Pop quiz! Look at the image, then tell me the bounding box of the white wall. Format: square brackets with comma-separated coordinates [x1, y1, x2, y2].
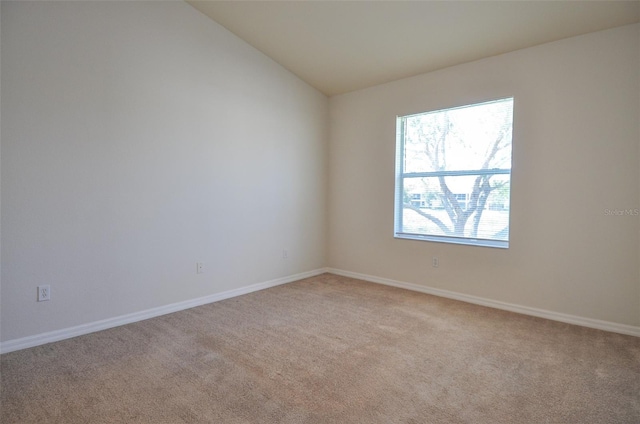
[1, 1, 328, 342]
[328, 24, 640, 327]
[2, 2, 638, 348]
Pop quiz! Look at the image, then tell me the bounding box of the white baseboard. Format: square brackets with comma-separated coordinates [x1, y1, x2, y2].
[326, 268, 640, 338]
[0, 268, 326, 354]
[3, 267, 636, 354]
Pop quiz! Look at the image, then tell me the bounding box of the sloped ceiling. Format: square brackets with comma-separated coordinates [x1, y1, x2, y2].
[187, 1, 640, 96]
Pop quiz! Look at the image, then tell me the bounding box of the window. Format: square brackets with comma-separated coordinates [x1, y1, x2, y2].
[394, 97, 514, 248]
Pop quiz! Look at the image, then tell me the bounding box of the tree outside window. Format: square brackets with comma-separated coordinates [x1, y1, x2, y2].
[394, 97, 514, 248]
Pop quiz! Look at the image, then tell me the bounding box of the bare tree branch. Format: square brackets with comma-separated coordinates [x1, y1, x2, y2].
[471, 177, 494, 237]
[403, 203, 453, 236]
[481, 127, 509, 170]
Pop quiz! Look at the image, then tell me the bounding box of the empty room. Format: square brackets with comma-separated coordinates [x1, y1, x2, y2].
[1, 1, 639, 423]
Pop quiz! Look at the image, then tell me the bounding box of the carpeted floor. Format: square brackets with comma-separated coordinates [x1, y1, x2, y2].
[1, 273, 639, 423]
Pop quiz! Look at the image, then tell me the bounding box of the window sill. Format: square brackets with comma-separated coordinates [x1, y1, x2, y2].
[394, 232, 509, 249]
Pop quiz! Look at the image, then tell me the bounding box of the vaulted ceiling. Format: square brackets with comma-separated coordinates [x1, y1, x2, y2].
[187, 1, 640, 96]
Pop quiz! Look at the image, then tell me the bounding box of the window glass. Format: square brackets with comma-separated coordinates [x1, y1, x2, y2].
[394, 98, 514, 248]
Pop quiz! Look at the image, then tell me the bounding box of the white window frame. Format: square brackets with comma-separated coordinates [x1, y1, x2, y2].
[394, 98, 513, 249]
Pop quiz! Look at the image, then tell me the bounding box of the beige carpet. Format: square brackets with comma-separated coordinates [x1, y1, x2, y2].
[1, 273, 639, 423]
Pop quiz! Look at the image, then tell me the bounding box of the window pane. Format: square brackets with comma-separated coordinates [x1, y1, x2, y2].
[403, 98, 513, 173]
[401, 175, 510, 241]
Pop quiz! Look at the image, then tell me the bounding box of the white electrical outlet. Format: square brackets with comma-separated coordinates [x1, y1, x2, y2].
[196, 262, 204, 274]
[37, 285, 51, 302]
[432, 257, 439, 268]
